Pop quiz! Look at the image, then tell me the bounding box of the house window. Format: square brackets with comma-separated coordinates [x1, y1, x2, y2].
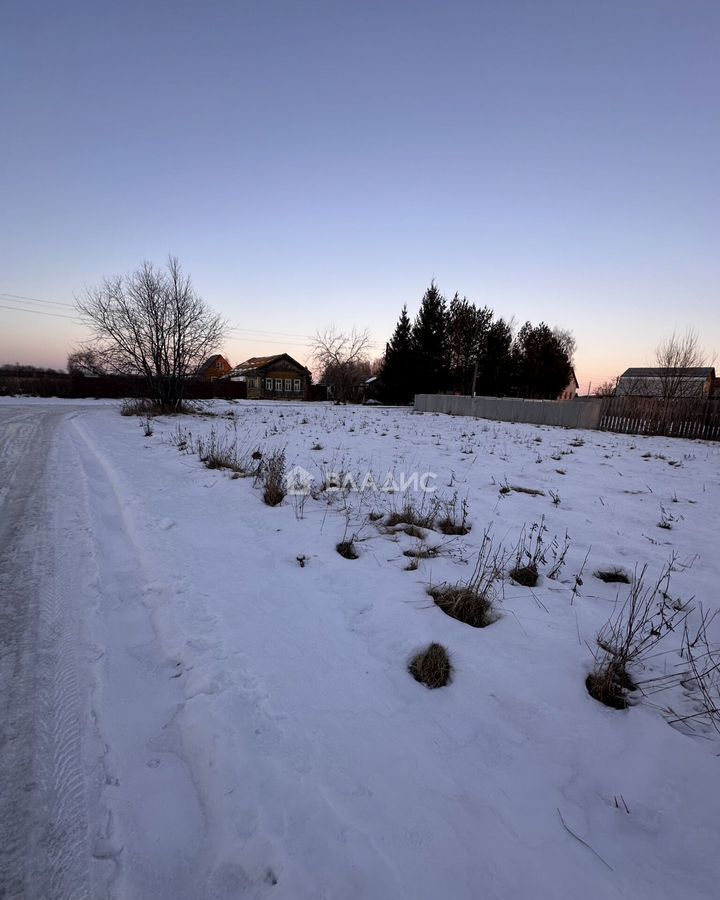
[275, 378, 283, 391]
[284, 378, 292, 391]
[266, 378, 273, 391]
[294, 379, 301, 392]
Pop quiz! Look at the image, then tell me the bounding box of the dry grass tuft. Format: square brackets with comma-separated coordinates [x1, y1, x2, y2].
[594, 568, 631, 584]
[428, 528, 504, 627]
[585, 669, 635, 710]
[403, 544, 440, 560]
[436, 493, 471, 535]
[437, 517, 470, 536]
[408, 643, 453, 689]
[509, 563, 539, 587]
[500, 484, 545, 497]
[385, 495, 441, 530]
[429, 585, 496, 628]
[336, 540, 359, 560]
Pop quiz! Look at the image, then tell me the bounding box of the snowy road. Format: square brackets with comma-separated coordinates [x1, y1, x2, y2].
[0, 404, 92, 899]
[0, 404, 206, 899]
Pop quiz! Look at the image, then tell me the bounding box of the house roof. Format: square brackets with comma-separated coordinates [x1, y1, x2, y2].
[620, 367, 715, 379]
[226, 353, 310, 377]
[569, 367, 579, 388]
[234, 355, 285, 371]
[195, 354, 229, 376]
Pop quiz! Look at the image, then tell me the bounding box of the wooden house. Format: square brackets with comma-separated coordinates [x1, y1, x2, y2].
[225, 354, 311, 400]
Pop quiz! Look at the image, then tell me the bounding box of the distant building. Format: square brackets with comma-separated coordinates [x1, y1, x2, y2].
[616, 367, 716, 398]
[225, 354, 311, 400]
[557, 368, 579, 401]
[195, 354, 233, 381]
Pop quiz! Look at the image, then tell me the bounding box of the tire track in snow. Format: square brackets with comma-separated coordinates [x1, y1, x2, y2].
[0, 406, 91, 900]
[67, 417, 207, 899]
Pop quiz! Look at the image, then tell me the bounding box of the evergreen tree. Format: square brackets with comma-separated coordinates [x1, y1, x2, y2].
[447, 297, 494, 394]
[381, 305, 415, 403]
[447, 294, 474, 393]
[475, 316, 513, 396]
[511, 321, 572, 398]
[412, 282, 449, 394]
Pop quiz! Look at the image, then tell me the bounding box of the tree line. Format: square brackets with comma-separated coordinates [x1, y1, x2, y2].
[380, 282, 574, 403]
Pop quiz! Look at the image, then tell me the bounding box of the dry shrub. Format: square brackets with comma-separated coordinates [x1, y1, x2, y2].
[120, 397, 159, 416]
[262, 449, 287, 506]
[195, 426, 252, 474]
[121, 397, 197, 416]
[508, 519, 547, 587]
[408, 643, 453, 689]
[587, 559, 692, 710]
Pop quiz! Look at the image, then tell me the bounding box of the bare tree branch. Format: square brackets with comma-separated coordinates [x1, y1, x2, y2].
[654, 328, 711, 400]
[310, 325, 372, 402]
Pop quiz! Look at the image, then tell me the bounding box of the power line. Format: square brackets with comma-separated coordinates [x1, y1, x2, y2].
[0, 291, 313, 341]
[0, 303, 84, 322]
[0, 301, 312, 342]
[227, 337, 310, 349]
[228, 331, 310, 344]
[227, 325, 311, 339]
[0, 291, 76, 309]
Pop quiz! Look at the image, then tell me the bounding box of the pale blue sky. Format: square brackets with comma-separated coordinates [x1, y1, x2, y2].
[1, 0, 718, 390]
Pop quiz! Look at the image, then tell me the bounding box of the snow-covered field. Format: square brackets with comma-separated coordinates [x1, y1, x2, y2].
[2, 397, 720, 900]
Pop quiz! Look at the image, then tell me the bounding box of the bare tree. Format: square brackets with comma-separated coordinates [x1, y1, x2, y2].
[552, 327, 577, 364]
[654, 328, 710, 400]
[76, 256, 227, 412]
[311, 326, 372, 402]
[67, 348, 103, 375]
[594, 376, 619, 397]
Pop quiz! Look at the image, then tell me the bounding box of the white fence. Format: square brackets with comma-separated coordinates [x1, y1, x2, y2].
[413, 394, 604, 430]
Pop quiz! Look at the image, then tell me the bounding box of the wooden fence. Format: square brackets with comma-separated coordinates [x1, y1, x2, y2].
[0, 373, 247, 401]
[599, 396, 720, 441]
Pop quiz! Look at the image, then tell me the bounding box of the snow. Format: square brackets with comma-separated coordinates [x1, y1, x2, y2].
[2, 397, 720, 899]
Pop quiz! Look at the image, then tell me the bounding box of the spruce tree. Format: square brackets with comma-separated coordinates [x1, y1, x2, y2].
[511, 322, 572, 398]
[476, 317, 513, 396]
[412, 282, 449, 394]
[381, 305, 415, 403]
